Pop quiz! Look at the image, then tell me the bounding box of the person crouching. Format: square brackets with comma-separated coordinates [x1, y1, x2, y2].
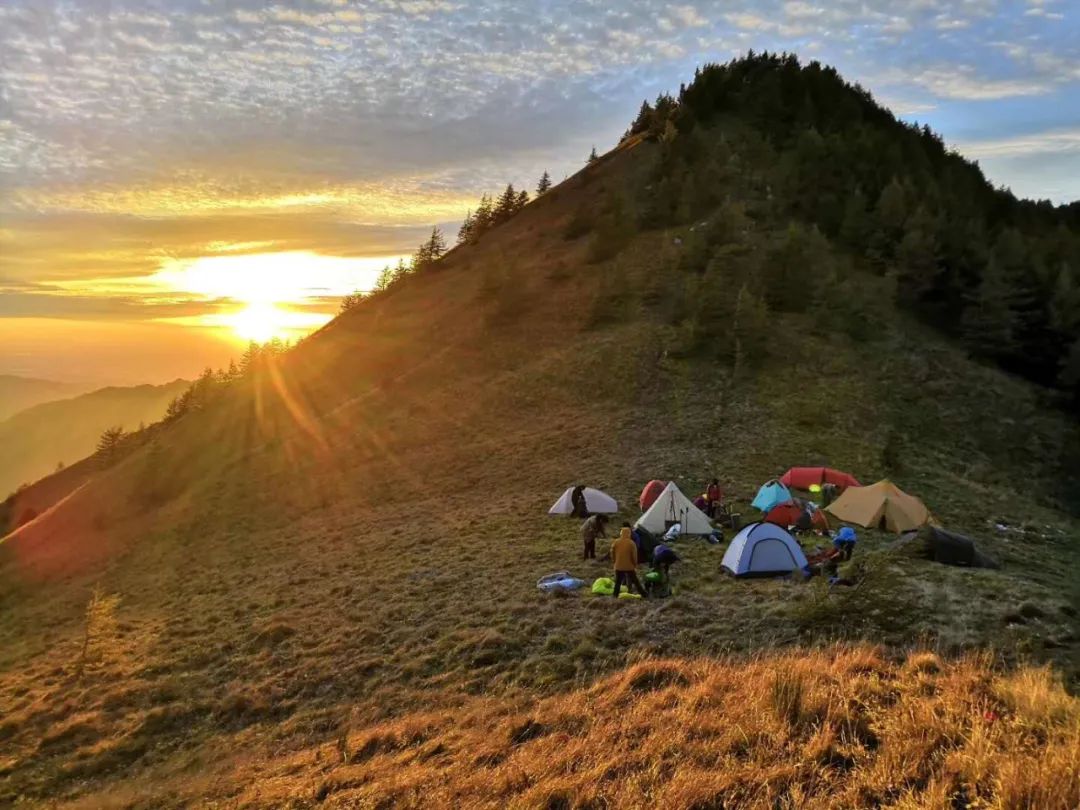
[611, 526, 644, 597]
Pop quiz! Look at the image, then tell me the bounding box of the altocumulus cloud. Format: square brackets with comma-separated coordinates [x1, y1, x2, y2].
[0, 0, 1078, 322]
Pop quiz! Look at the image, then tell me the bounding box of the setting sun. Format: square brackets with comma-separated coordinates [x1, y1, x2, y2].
[228, 303, 294, 343]
[140, 250, 407, 345]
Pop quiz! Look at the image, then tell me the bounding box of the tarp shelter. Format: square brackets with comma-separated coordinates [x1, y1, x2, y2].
[635, 482, 713, 535]
[764, 501, 829, 532]
[780, 467, 860, 491]
[548, 487, 618, 516]
[826, 479, 930, 533]
[639, 480, 667, 512]
[752, 480, 792, 513]
[722, 522, 809, 577]
[921, 526, 999, 569]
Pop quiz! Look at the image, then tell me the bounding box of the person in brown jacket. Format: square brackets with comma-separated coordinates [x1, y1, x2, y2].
[581, 514, 608, 560]
[610, 526, 644, 597]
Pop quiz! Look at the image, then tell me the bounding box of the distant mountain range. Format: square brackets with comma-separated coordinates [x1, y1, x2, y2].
[0, 375, 97, 422]
[0, 379, 189, 497]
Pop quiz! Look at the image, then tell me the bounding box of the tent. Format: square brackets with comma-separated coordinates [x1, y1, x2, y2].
[548, 487, 618, 516]
[826, 479, 930, 533]
[780, 467, 860, 491]
[752, 480, 792, 512]
[635, 481, 713, 535]
[921, 526, 999, 569]
[639, 479, 667, 512]
[722, 522, 809, 577]
[764, 500, 829, 532]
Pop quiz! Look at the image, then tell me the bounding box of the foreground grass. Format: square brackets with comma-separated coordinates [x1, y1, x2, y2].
[70, 645, 1080, 808]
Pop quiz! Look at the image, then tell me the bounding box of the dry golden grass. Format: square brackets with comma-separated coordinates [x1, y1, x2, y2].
[206, 645, 1080, 809]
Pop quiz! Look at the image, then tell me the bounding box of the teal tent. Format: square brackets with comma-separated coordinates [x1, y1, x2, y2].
[752, 480, 792, 513]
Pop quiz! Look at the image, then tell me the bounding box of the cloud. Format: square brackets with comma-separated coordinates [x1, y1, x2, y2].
[907, 67, 1052, 99]
[1, 0, 1078, 338]
[958, 127, 1080, 159]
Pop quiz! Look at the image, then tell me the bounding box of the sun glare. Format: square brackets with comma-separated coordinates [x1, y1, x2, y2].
[229, 303, 292, 343]
[147, 250, 407, 343]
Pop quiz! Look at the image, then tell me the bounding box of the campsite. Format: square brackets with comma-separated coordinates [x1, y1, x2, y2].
[545, 470, 1008, 613]
[2, 48, 1079, 808]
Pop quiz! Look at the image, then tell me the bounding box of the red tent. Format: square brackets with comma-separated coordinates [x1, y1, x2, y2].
[779, 467, 860, 491]
[764, 501, 830, 532]
[639, 480, 666, 512]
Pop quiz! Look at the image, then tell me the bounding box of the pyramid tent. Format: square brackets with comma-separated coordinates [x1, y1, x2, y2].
[752, 480, 792, 512]
[548, 487, 618, 516]
[721, 522, 808, 577]
[635, 481, 713, 535]
[826, 479, 930, 533]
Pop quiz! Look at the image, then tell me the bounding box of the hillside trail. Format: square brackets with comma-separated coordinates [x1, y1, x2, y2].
[0, 482, 89, 546]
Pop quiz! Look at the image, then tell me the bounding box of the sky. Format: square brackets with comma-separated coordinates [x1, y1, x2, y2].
[1, 0, 1078, 385]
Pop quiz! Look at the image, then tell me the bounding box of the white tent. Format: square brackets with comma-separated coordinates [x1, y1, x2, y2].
[548, 486, 618, 515]
[634, 481, 713, 535]
[721, 522, 808, 577]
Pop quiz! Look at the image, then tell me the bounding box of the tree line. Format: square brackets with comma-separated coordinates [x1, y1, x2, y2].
[340, 172, 553, 313]
[619, 52, 1080, 400]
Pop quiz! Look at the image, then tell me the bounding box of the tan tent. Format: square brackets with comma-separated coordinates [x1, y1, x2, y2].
[825, 479, 931, 533]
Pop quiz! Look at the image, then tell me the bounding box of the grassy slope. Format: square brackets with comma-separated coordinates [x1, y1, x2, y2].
[0, 380, 190, 498]
[0, 138, 1078, 807]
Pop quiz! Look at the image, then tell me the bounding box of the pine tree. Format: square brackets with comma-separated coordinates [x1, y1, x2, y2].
[413, 226, 446, 271]
[428, 226, 446, 260]
[457, 210, 474, 245]
[962, 253, 1016, 360]
[239, 341, 261, 376]
[895, 206, 941, 304]
[839, 189, 872, 249]
[494, 184, 517, 223]
[371, 265, 395, 294]
[339, 290, 364, 311]
[474, 194, 493, 234]
[514, 189, 529, 212]
[731, 284, 770, 374]
[630, 99, 654, 135]
[95, 426, 125, 466]
[587, 146, 599, 164]
[870, 177, 908, 261]
[536, 171, 551, 195]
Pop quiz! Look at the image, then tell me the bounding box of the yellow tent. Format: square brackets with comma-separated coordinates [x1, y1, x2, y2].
[824, 479, 931, 533]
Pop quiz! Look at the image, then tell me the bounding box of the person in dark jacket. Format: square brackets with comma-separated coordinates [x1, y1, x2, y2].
[570, 485, 589, 518]
[651, 543, 680, 577]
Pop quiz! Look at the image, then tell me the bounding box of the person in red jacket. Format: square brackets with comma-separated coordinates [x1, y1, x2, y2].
[706, 478, 723, 518]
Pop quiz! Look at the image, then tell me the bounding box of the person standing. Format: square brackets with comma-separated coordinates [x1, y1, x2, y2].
[706, 478, 723, 518]
[581, 514, 608, 560]
[570, 485, 589, 518]
[610, 526, 644, 597]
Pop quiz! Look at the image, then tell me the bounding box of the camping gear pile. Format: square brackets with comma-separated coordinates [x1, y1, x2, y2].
[537, 572, 586, 592]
